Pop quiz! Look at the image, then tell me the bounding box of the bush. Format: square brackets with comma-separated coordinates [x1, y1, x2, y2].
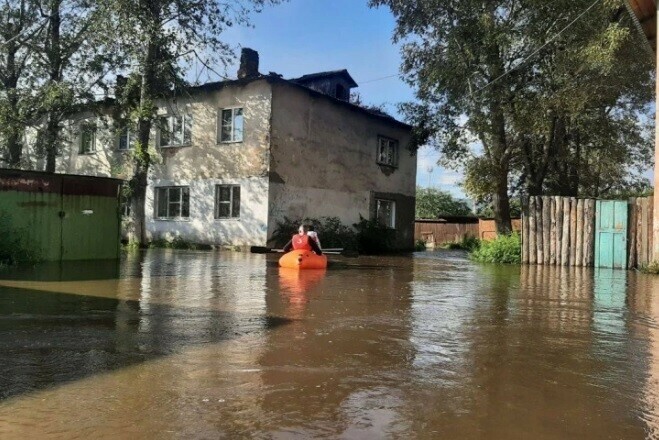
[353, 215, 396, 254]
[271, 215, 396, 254]
[271, 216, 358, 250]
[415, 239, 427, 251]
[469, 233, 521, 264]
[440, 235, 480, 251]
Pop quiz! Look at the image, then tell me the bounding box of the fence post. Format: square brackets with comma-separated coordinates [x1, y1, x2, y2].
[575, 199, 584, 267]
[522, 197, 529, 265]
[536, 196, 544, 265]
[561, 198, 570, 266]
[584, 199, 595, 267]
[555, 196, 563, 265]
[529, 197, 537, 265]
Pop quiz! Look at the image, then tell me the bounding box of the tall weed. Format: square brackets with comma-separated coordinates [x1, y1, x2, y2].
[470, 233, 521, 264]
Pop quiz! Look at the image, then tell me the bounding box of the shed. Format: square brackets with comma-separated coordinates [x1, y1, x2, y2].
[0, 169, 122, 261]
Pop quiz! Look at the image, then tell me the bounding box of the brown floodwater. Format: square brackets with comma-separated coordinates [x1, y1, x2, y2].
[0, 249, 658, 439]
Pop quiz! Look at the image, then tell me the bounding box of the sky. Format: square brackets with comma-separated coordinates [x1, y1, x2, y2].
[199, 0, 464, 198]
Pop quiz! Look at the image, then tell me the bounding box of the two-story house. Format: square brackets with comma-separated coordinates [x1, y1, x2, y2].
[38, 49, 416, 250]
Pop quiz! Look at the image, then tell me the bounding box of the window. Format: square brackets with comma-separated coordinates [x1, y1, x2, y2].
[155, 186, 190, 219]
[218, 108, 243, 143]
[118, 127, 135, 151]
[79, 124, 96, 154]
[160, 114, 192, 147]
[376, 199, 396, 228]
[215, 185, 240, 218]
[377, 136, 398, 167]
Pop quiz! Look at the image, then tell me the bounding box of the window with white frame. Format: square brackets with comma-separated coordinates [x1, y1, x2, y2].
[79, 124, 96, 154]
[218, 108, 243, 143]
[159, 114, 192, 147]
[215, 185, 240, 218]
[118, 126, 135, 151]
[375, 199, 396, 228]
[155, 186, 190, 219]
[376, 136, 398, 167]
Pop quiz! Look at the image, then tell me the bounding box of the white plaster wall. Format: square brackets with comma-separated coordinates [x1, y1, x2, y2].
[145, 176, 269, 246]
[48, 79, 273, 246]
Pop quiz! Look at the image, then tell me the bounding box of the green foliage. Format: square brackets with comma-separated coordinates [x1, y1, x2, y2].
[441, 235, 480, 251]
[0, 212, 40, 266]
[149, 237, 201, 250]
[353, 215, 396, 254]
[415, 187, 473, 218]
[372, 0, 654, 231]
[470, 233, 521, 264]
[272, 216, 358, 250]
[272, 215, 397, 254]
[477, 198, 522, 218]
[121, 240, 141, 252]
[414, 239, 427, 251]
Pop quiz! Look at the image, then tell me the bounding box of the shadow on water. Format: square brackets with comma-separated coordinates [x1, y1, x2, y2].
[0, 259, 121, 282]
[0, 251, 293, 401]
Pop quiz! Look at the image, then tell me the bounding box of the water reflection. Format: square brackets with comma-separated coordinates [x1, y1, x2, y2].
[0, 251, 659, 438]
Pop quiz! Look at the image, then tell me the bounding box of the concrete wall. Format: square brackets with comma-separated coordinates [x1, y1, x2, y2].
[268, 81, 416, 249]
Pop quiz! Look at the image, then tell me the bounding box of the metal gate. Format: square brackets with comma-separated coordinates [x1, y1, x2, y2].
[595, 200, 628, 269]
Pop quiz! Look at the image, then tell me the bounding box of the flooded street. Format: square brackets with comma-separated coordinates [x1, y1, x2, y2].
[0, 250, 658, 439]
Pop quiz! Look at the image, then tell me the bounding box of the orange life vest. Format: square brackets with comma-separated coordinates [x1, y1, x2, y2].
[292, 234, 313, 251]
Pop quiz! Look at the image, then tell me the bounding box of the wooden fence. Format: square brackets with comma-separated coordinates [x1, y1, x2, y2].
[522, 195, 653, 268]
[414, 219, 479, 245]
[522, 196, 596, 267]
[628, 197, 654, 269]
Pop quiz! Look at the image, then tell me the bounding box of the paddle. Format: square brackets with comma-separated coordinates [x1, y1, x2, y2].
[249, 246, 359, 258]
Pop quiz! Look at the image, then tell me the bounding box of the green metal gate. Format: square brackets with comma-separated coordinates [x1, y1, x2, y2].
[0, 169, 122, 261]
[595, 200, 627, 269]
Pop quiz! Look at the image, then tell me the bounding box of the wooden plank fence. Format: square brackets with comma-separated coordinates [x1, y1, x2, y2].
[522, 196, 595, 267]
[628, 196, 654, 268]
[522, 195, 653, 268]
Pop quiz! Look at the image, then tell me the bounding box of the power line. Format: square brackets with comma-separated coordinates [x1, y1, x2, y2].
[357, 0, 603, 93]
[358, 73, 399, 85]
[473, 0, 603, 95]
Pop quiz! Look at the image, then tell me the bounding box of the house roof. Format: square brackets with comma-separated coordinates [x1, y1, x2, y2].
[625, 0, 656, 55]
[290, 69, 358, 88]
[186, 74, 411, 130]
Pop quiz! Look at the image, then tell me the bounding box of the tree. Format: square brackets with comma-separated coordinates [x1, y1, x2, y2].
[34, 0, 117, 172]
[113, 0, 283, 245]
[415, 187, 473, 218]
[371, 0, 653, 233]
[0, 0, 41, 166]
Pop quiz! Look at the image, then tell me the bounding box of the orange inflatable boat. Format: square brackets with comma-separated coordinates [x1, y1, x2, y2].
[278, 249, 328, 269]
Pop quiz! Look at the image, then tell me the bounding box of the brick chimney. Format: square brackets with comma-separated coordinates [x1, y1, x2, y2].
[237, 48, 259, 79]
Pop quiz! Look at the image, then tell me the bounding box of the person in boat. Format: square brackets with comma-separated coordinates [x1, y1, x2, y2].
[307, 225, 322, 250]
[283, 224, 323, 255]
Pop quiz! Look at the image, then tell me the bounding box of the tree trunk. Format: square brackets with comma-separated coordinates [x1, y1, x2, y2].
[492, 171, 512, 234]
[44, 0, 62, 173]
[128, 37, 158, 246]
[45, 113, 58, 172]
